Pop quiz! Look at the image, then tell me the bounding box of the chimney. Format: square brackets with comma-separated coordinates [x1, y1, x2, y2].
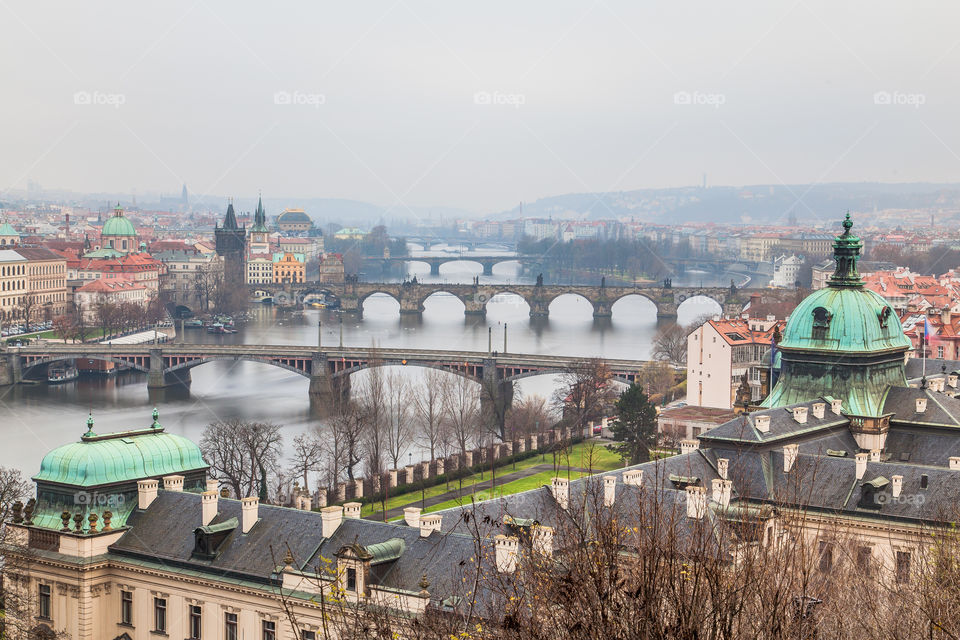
[206, 478, 219, 493]
[622, 469, 644, 486]
[712, 478, 733, 507]
[916, 397, 927, 413]
[321, 506, 343, 538]
[532, 525, 553, 557]
[830, 398, 843, 415]
[137, 479, 159, 510]
[241, 497, 259, 534]
[717, 458, 729, 480]
[921, 473, 929, 489]
[494, 535, 519, 573]
[403, 507, 422, 529]
[680, 439, 700, 455]
[419, 514, 442, 537]
[792, 407, 808, 424]
[855, 452, 868, 480]
[201, 490, 218, 526]
[551, 477, 570, 510]
[162, 475, 184, 492]
[603, 475, 617, 507]
[869, 449, 881, 462]
[754, 415, 770, 433]
[686, 485, 707, 519]
[812, 403, 825, 419]
[942, 307, 951, 325]
[343, 502, 361, 519]
[950, 457, 960, 471]
[783, 443, 799, 473]
[891, 475, 903, 498]
[949, 374, 958, 389]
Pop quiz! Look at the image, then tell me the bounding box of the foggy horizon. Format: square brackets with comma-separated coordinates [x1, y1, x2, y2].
[3, 1, 959, 213]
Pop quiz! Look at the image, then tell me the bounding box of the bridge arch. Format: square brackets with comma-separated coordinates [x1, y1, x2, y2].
[163, 355, 312, 378]
[676, 294, 724, 322]
[330, 359, 483, 383]
[418, 290, 468, 312]
[436, 259, 485, 275]
[545, 292, 596, 319]
[21, 354, 150, 374]
[358, 290, 402, 311]
[481, 290, 532, 315]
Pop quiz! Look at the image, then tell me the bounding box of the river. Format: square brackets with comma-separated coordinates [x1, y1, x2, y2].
[0, 245, 746, 476]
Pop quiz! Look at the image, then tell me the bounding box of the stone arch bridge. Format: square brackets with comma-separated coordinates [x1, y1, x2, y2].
[256, 281, 754, 319]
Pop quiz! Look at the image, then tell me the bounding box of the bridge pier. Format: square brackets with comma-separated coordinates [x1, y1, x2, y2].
[463, 295, 486, 316]
[482, 262, 494, 276]
[148, 349, 191, 389]
[592, 300, 612, 319]
[399, 297, 424, 315]
[340, 296, 362, 316]
[528, 298, 549, 318]
[0, 354, 20, 386]
[480, 358, 514, 440]
[309, 354, 351, 414]
[656, 303, 678, 321]
[429, 261, 441, 276]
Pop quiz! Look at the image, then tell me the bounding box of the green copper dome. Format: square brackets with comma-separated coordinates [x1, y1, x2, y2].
[779, 286, 911, 353]
[34, 415, 208, 488]
[761, 213, 911, 417]
[101, 206, 138, 237]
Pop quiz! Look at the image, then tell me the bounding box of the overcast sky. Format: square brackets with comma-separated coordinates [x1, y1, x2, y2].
[1, 1, 958, 213]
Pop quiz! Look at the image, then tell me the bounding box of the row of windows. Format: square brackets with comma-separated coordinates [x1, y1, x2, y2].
[817, 542, 911, 584]
[144, 594, 294, 639]
[29, 264, 64, 275]
[1, 264, 24, 276]
[1, 279, 24, 291]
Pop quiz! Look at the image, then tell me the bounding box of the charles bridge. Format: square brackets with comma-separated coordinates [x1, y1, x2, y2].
[0, 344, 657, 423]
[255, 279, 757, 319]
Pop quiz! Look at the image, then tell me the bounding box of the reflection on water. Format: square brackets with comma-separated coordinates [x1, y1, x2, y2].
[0, 260, 737, 475]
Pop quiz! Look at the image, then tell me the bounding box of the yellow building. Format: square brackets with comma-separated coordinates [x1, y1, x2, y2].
[272, 251, 305, 284]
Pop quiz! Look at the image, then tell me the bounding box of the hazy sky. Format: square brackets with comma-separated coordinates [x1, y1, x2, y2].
[2, 1, 959, 213]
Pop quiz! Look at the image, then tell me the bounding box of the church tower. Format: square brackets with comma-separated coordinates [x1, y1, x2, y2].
[215, 200, 247, 279]
[248, 195, 271, 254]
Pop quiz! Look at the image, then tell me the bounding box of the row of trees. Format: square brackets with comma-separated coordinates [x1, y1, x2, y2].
[518, 235, 704, 281]
[50, 295, 166, 343]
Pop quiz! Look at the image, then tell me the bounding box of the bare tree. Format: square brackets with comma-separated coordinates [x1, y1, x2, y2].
[360, 359, 387, 478]
[329, 397, 365, 482]
[200, 419, 283, 499]
[414, 368, 448, 460]
[384, 368, 412, 470]
[650, 322, 688, 366]
[443, 374, 480, 456]
[552, 358, 618, 434]
[290, 432, 324, 492]
[504, 393, 553, 440]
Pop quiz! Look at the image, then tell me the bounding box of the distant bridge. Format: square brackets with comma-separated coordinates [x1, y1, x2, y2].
[367, 254, 537, 276]
[252, 281, 755, 319]
[3, 344, 657, 420]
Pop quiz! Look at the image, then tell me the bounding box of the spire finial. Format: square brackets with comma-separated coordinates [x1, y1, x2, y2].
[842, 211, 853, 234]
[151, 407, 162, 430]
[83, 412, 97, 438]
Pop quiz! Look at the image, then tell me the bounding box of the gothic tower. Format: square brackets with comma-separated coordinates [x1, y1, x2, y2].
[215, 201, 247, 279]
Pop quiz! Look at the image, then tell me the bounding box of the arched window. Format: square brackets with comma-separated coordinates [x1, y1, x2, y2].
[812, 306, 831, 340]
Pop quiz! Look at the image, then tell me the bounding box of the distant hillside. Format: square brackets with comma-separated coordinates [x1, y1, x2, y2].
[493, 183, 960, 225]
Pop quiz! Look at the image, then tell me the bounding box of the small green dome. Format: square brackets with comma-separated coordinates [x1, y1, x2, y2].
[34, 427, 208, 488]
[780, 286, 911, 353]
[102, 212, 138, 237]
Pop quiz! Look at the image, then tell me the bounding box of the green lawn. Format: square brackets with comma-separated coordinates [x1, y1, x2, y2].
[363, 439, 627, 518]
[417, 469, 592, 516]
